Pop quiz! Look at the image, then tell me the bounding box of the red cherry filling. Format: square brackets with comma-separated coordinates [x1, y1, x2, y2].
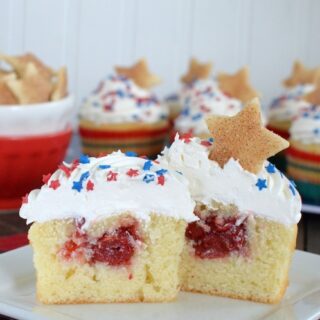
[60, 220, 141, 266]
[186, 213, 248, 259]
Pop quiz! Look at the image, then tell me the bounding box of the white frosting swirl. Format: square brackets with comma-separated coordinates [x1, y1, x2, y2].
[175, 79, 242, 135]
[290, 106, 320, 144]
[80, 75, 168, 124]
[268, 84, 314, 122]
[19, 152, 196, 227]
[158, 136, 301, 225]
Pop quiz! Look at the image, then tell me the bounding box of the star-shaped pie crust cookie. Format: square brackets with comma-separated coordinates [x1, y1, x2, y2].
[206, 98, 289, 174]
[217, 67, 259, 103]
[304, 79, 320, 105]
[283, 61, 320, 88]
[115, 59, 161, 89]
[180, 58, 212, 84]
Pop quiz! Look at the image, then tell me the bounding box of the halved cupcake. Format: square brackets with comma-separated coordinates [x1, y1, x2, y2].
[159, 99, 301, 303]
[20, 152, 195, 304]
[79, 59, 169, 158]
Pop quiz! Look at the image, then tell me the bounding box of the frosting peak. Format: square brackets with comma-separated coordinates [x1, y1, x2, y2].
[20, 152, 196, 227]
[158, 136, 301, 225]
[80, 75, 168, 124]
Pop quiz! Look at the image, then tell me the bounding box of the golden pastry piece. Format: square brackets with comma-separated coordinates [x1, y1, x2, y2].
[304, 79, 320, 105]
[51, 67, 68, 101]
[0, 53, 54, 80]
[0, 82, 18, 105]
[180, 58, 212, 84]
[207, 98, 289, 174]
[115, 58, 161, 89]
[283, 61, 320, 88]
[6, 63, 53, 104]
[217, 67, 259, 103]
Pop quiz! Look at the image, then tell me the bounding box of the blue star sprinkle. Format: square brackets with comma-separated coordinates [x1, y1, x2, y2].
[255, 178, 267, 191]
[192, 113, 203, 121]
[181, 108, 190, 116]
[125, 151, 138, 157]
[72, 171, 89, 192]
[143, 174, 155, 183]
[156, 169, 168, 176]
[265, 163, 276, 174]
[79, 154, 90, 164]
[143, 160, 153, 171]
[208, 137, 214, 143]
[98, 164, 111, 170]
[314, 128, 320, 135]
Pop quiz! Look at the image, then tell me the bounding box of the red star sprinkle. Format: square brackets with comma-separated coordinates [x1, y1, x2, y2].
[158, 175, 165, 186]
[42, 173, 52, 184]
[107, 171, 118, 182]
[49, 179, 61, 190]
[180, 133, 193, 143]
[22, 193, 29, 204]
[86, 180, 94, 191]
[126, 169, 139, 177]
[200, 105, 211, 113]
[200, 140, 212, 147]
[59, 164, 72, 177]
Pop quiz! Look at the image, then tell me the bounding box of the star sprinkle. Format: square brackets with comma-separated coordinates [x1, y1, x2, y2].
[283, 61, 320, 87]
[304, 80, 320, 105]
[265, 163, 276, 174]
[156, 169, 168, 176]
[107, 171, 118, 181]
[127, 168, 139, 177]
[49, 179, 60, 190]
[115, 59, 161, 89]
[181, 58, 212, 84]
[143, 160, 153, 171]
[79, 154, 90, 164]
[42, 173, 51, 184]
[86, 180, 94, 191]
[157, 175, 165, 186]
[99, 164, 111, 170]
[22, 193, 29, 204]
[143, 174, 155, 183]
[217, 67, 259, 103]
[180, 133, 193, 143]
[72, 171, 90, 192]
[255, 178, 267, 191]
[125, 151, 138, 157]
[207, 98, 289, 174]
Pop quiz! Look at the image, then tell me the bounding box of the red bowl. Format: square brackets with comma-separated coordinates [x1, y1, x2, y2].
[0, 128, 72, 210]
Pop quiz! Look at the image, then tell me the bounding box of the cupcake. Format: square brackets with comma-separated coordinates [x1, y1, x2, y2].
[0, 53, 73, 210]
[79, 59, 169, 158]
[267, 61, 320, 171]
[159, 99, 301, 304]
[164, 58, 212, 125]
[20, 152, 196, 304]
[287, 89, 320, 204]
[173, 66, 258, 139]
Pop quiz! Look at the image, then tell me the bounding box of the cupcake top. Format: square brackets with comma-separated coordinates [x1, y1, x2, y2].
[159, 100, 301, 225]
[20, 152, 196, 228]
[80, 75, 168, 124]
[175, 79, 242, 135]
[159, 135, 301, 225]
[290, 105, 320, 144]
[268, 84, 313, 123]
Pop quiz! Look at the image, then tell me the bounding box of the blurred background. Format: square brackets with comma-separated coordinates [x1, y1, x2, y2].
[1, 0, 320, 107]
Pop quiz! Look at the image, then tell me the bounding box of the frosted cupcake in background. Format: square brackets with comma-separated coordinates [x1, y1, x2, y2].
[79, 59, 169, 158]
[287, 84, 320, 205]
[164, 58, 212, 124]
[173, 66, 259, 139]
[267, 61, 320, 171]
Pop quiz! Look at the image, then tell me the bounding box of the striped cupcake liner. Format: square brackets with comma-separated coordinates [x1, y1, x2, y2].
[79, 123, 169, 158]
[287, 146, 320, 204]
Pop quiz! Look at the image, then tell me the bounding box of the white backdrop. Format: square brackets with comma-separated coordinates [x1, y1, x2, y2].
[0, 0, 320, 108]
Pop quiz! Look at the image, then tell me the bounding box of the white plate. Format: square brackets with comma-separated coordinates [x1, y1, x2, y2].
[0, 246, 320, 320]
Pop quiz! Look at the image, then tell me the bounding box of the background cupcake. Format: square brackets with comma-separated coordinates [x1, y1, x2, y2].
[173, 66, 258, 139]
[267, 61, 320, 171]
[0, 53, 73, 210]
[287, 86, 320, 205]
[164, 58, 212, 125]
[79, 59, 169, 158]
